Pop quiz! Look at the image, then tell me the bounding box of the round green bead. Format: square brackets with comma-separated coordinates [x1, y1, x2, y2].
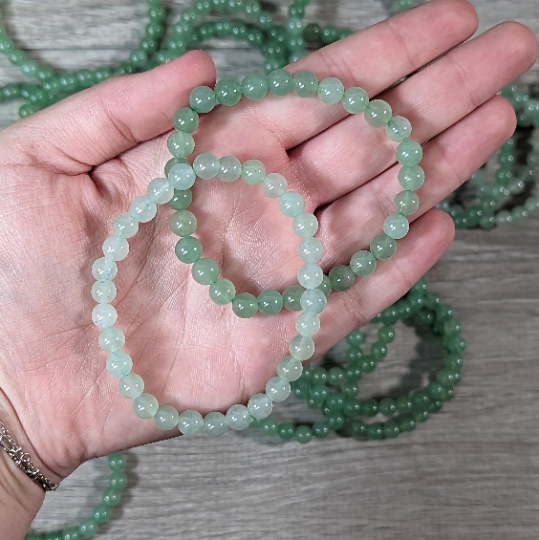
[193, 152, 220, 180]
[378, 397, 397, 416]
[278, 422, 296, 440]
[295, 311, 320, 337]
[79, 518, 97, 538]
[106, 352, 133, 378]
[318, 274, 332, 297]
[386, 116, 412, 142]
[396, 140, 423, 167]
[293, 70, 318, 97]
[298, 237, 324, 263]
[283, 285, 304, 311]
[172, 107, 199, 133]
[61, 527, 81, 540]
[170, 210, 197, 237]
[175, 236, 202, 264]
[242, 73, 268, 100]
[204, 412, 228, 437]
[350, 250, 376, 276]
[342, 86, 369, 114]
[215, 77, 242, 106]
[102, 487, 121, 507]
[241, 159, 266, 185]
[364, 99, 392, 127]
[118, 374, 144, 399]
[209, 278, 236, 305]
[383, 420, 401, 439]
[218, 155, 242, 182]
[292, 212, 318, 237]
[370, 234, 397, 260]
[154, 405, 179, 430]
[257, 289, 283, 315]
[294, 425, 313, 444]
[383, 213, 409, 240]
[191, 258, 219, 285]
[394, 190, 420, 216]
[398, 165, 425, 191]
[317, 77, 344, 105]
[168, 188, 193, 211]
[232, 292, 258, 318]
[44, 533, 63, 540]
[178, 409, 204, 435]
[328, 265, 355, 291]
[312, 420, 331, 439]
[93, 503, 111, 524]
[189, 85, 215, 113]
[107, 453, 126, 471]
[248, 393, 273, 419]
[280, 191, 305, 217]
[168, 162, 196, 190]
[267, 69, 293, 96]
[167, 131, 195, 159]
[133, 393, 159, 419]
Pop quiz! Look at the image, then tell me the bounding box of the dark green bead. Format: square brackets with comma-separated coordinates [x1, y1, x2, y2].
[344, 362, 362, 383]
[437, 368, 460, 388]
[321, 24, 339, 44]
[348, 419, 367, 438]
[295, 425, 313, 444]
[342, 397, 362, 417]
[312, 420, 331, 439]
[260, 418, 278, 435]
[398, 414, 416, 433]
[325, 392, 344, 412]
[328, 265, 355, 292]
[341, 381, 359, 398]
[359, 356, 377, 373]
[370, 341, 388, 360]
[427, 399, 443, 413]
[249, 418, 263, 428]
[378, 397, 396, 416]
[93, 503, 111, 524]
[175, 236, 203, 264]
[345, 329, 364, 347]
[326, 412, 345, 430]
[427, 382, 450, 402]
[310, 367, 327, 384]
[327, 367, 345, 386]
[108, 453, 126, 471]
[383, 420, 401, 439]
[24, 534, 44, 540]
[168, 188, 192, 211]
[361, 399, 379, 417]
[380, 307, 399, 326]
[396, 396, 413, 414]
[346, 346, 363, 362]
[413, 410, 429, 424]
[303, 22, 321, 43]
[411, 390, 431, 410]
[366, 422, 384, 440]
[283, 285, 304, 311]
[44, 533, 63, 540]
[446, 335, 467, 354]
[444, 353, 463, 372]
[377, 325, 395, 343]
[310, 384, 328, 404]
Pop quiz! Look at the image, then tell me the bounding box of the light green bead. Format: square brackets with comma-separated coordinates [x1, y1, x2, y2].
[168, 162, 196, 190]
[318, 274, 332, 297]
[370, 233, 397, 260]
[106, 352, 133, 378]
[167, 131, 195, 158]
[298, 263, 323, 289]
[98, 326, 124, 352]
[280, 191, 305, 217]
[242, 73, 268, 100]
[218, 155, 242, 182]
[215, 77, 242, 106]
[232, 292, 258, 318]
[102, 235, 129, 261]
[300, 288, 326, 314]
[130, 196, 157, 223]
[289, 334, 315, 360]
[257, 289, 283, 315]
[178, 409, 204, 435]
[317, 77, 344, 104]
[226, 404, 251, 431]
[189, 85, 215, 113]
[113, 212, 138, 238]
[350, 250, 376, 276]
[283, 285, 304, 311]
[102, 488, 121, 507]
[165, 158, 187, 178]
[191, 258, 219, 285]
[92, 304, 117, 328]
[92, 257, 117, 281]
[175, 236, 203, 263]
[295, 312, 320, 337]
[267, 69, 293, 96]
[79, 518, 97, 538]
[147, 177, 174, 204]
[173, 107, 199, 133]
[204, 412, 227, 437]
[394, 190, 420, 215]
[398, 165, 425, 191]
[154, 405, 179, 430]
[396, 140, 423, 166]
[241, 159, 266, 185]
[265, 377, 291, 402]
[328, 265, 355, 291]
[92, 503, 111, 524]
[277, 356, 303, 381]
[247, 393, 273, 419]
[118, 374, 144, 399]
[133, 393, 159, 419]
[342, 86, 369, 114]
[170, 210, 197, 237]
[364, 99, 392, 127]
[92, 280, 117, 304]
[262, 173, 288, 198]
[293, 70, 318, 97]
[383, 213, 409, 239]
[298, 237, 323, 263]
[386, 116, 412, 142]
[292, 212, 318, 237]
[62, 527, 81, 540]
[209, 278, 236, 305]
[193, 152, 220, 180]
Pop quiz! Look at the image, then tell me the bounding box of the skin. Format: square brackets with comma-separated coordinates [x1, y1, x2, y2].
[0, 1, 536, 538]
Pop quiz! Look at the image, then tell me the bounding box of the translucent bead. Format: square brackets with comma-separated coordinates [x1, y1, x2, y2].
[215, 77, 242, 106]
[167, 131, 195, 158]
[257, 289, 283, 315]
[92, 257, 118, 281]
[107, 453, 126, 471]
[277, 356, 303, 381]
[289, 335, 315, 360]
[232, 292, 258, 318]
[364, 99, 392, 127]
[175, 236, 203, 263]
[92, 280, 117, 304]
[106, 351, 133, 378]
[394, 190, 420, 215]
[191, 258, 219, 285]
[292, 212, 318, 237]
[283, 285, 304, 311]
[168, 162, 196, 190]
[133, 393, 159, 419]
[328, 265, 355, 291]
[170, 210, 197, 237]
[247, 393, 273, 419]
[262, 173, 288, 198]
[318, 274, 332, 297]
[317, 77, 344, 104]
[241, 159, 266, 185]
[383, 213, 409, 239]
[108, 471, 127, 491]
[342, 86, 369, 114]
[386, 116, 412, 142]
[98, 326, 124, 352]
[300, 288, 327, 314]
[113, 213, 139, 238]
[209, 278, 236, 305]
[267, 69, 293, 96]
[204, 412, 227, 437]
[218, 155, 242, 182]
[280, 191, 305, 217]
[398, 165, 425, 191]
[79, 518, 97, 537]
[193, 152, 220, 180]
[178, 409, 204, 435]
[266, 377, 291, 402]
[129, 197, 157, 223]
[102, 236, 129, 261]
[118, 374, 144, 399]
[172, 107, 199, 133]
[62, 526, 81, 540]
[495, 210, 512, 227]
[189, 85, 215, 113]
[396, 140, 423, 167]
[147, 177, 174, 204]
[350, 250, 376, 276]
[92, 304, 118, 328]
[226, 404, 251, 431]
[298, 263, 323, 289]
[102, 488, 121, 507]
[298, 237, 323, 263]
[295, 311, 320, 336]
[370, 233, 397, 260]
[242, 73, 268, 100]
[154, 405, 179, 430]
[293, 70, 318, 97]
[525, 196, 539, 214]
[169, 189, 193, 211]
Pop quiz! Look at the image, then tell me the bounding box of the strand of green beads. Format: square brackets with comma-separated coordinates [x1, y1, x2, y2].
[24, 453, 128, 540]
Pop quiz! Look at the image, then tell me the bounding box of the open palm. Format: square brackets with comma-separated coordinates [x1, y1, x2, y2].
[0, 0, 535, 483]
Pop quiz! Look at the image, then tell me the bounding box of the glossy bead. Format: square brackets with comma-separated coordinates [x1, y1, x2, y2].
[92, 280, 117, 304]
[398, 165, 425, 191]
[173, 107, 199, 133]
[386, 116, 412, 142]
[108, 471, 127, 491]
[168, 162, 196, 190]
[92, 304, 117, 329]
[226, 404, 251, 430]
[342, 86, 369, 114]
[79, 518, 97, 538]
[218, 155, 242, 182]
[242, 73, 268, 100]
[292, 212, 318, 238]
[289, 335, 315, 360]
[215, 78, 242, 106]
[293, 70, 318, 97]
[102, 488, 121, 507]
[295, 311, 320, 337]
[383, 213, 409, 239]
[98, 327, 124, 353]
[107, 453, 126, 471]
[262, 172, 288, 198]
[113, 212, 139, 238]
[189, 85, 215, 113]
[257, 289, 283, 315]
[191, 258, 219, 285]
[129, 392, 157, 419]
[167, 131, 195, 158]
[193, 152, 220, 180]
[241, 159, 266, 185]
[300, 288, 327, 314]
[364, 99, 392, 127]
[277, 355, 303, 381]
[294, 425, 312, 444]
[317, 77, 344, 104]
[204, 412, 228, 437]
[248, 393, 273, 419]
[298, 237, 324, 263]
[394, 190, 420, 216]
[328, 265, 355, 291]
[178, 409, 204, 435]
[298, 263, 323, 289]
[266, 376, 291, 402]
[232, 292, 258, 318]
[267, 69, 293, 96]
[209, 278, 236, 305]
[118, 374, 144, 400]
[175, 236, 203, 263]
[62, 527, 81, 540]
[278, 422, 296, 440]
[147, 178, 174, 204]
[92, 257, 118, 281]
[396, 140, 423, 167]
[350, 250, 376, 276]
[129, 197, 157, 223]
[370, 233, 397, 260]
[283, 285, 304, 311]
[280, 191, 305, 217]
[102, 235, 129, 261]
[106, 352, 133, 378]
[152, 405, 179, 431]
[170, 210, 197, 237]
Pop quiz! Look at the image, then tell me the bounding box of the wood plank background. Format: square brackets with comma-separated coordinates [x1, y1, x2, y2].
[3, 0, 539, 538]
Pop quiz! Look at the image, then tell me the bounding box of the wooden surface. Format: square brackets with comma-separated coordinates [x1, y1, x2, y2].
[3, 0, 539, 539]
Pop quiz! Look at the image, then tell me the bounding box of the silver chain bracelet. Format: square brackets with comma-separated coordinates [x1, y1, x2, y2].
[0, 419, 59, 492]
